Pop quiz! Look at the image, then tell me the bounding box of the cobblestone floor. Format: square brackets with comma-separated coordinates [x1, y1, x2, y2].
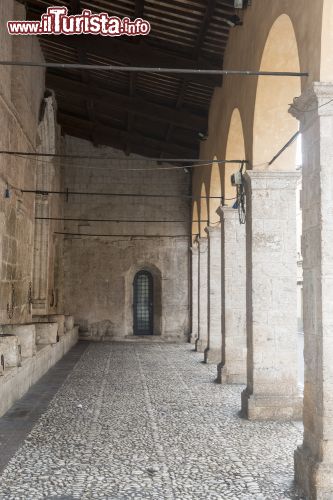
[0, 342, 304, 500]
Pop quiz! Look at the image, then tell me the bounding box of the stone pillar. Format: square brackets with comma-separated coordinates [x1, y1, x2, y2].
[290, 83, 333, 499]
[195, 237, 208, 353]
[216, 207, 246, 384]
[190, 244, 199, 344]
[204, 225, 222, 363]
[241, 170, 302, 420]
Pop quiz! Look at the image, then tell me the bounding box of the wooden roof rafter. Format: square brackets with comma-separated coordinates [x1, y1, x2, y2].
[19, 0, 248, 159]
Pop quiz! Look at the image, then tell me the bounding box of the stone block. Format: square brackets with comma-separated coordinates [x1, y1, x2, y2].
[64, 315, 75, 332]
[0, 334, 22, 368]
[48, 314, 65, 337]
[1, 324, 36, 358]
[35, 323, 58, 345]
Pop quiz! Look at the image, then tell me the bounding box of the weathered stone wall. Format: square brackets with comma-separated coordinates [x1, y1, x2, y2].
[62, 137, 190, 340]
[0, 1, 44, 325]
[0, 1, 64, 325]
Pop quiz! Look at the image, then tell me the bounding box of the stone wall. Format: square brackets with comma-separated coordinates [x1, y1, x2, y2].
[62, 137, 190, 340]
[0, 0, 64, 324]
[0, 1, 44, 325]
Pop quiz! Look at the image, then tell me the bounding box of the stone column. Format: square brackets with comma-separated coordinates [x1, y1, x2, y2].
[204, 225, 222, 363]
[190, 244, 199, 344]
[216, 207, 246, 384]
[241, 170, 302, 420]
[195, 237, 208, 353]
[290, 83, 333, 499]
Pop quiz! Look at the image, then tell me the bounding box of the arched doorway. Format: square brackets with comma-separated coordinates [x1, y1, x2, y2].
[133, 271, 154, 335]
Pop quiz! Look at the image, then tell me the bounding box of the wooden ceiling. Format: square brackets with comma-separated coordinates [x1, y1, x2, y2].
[21, 0, 247, 159]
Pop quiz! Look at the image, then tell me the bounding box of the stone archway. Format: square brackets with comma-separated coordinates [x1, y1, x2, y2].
[253, 14, 301, 171]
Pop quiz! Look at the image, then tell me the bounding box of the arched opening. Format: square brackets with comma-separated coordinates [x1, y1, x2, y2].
[253, 14, 301, 170]
[126, 264, 162, 337]
[200, 183, 208, 236]
[225, 109, 246, 206]
[192, 200, 199, 242]
[133, 271, 154, 335]
[209, 155, 222, 223]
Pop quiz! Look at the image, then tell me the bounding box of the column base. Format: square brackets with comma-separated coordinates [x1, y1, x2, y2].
[204, 348, 221, 364]
[241, 387, 303, 421]
[195, 338, 207, 353]
[295, 445, 333, 500]
[189, 333, 198, 345]
[216, 362, 246, 384]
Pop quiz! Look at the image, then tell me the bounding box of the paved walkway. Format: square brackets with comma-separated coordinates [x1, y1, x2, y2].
[0, 342, 304, 500]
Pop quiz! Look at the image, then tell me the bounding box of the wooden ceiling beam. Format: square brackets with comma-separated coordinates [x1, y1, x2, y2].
[35, 34, 222, 86]
[46, 73, 207, 131]
[135, 0, 145, 18]
[59, 112, 197, 157]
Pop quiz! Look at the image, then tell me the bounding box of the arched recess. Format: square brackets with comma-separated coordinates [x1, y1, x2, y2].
[125, 263, 162, 337]
[199, 183, 208, 237]
[209, 155, 222, 223]
[225, 109, 246, 206]
[192, 200, 199, 242]
[253, 14, 301, 170]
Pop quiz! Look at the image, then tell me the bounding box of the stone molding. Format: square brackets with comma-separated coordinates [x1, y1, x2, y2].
[289, 82, 333, 120]
[204, 224, 221, 237]
[244, 170, 300, 191]
[217, 206, 239, 221]
[197, 237, 208, 249]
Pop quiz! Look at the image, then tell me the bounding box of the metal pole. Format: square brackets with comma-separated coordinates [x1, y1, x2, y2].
[268, 131, 300, 166]
[22, 189, 223, 199]
[0, 150, 245, 164]
[36, 217, 208, 223]
[0, 61, 309, 77]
